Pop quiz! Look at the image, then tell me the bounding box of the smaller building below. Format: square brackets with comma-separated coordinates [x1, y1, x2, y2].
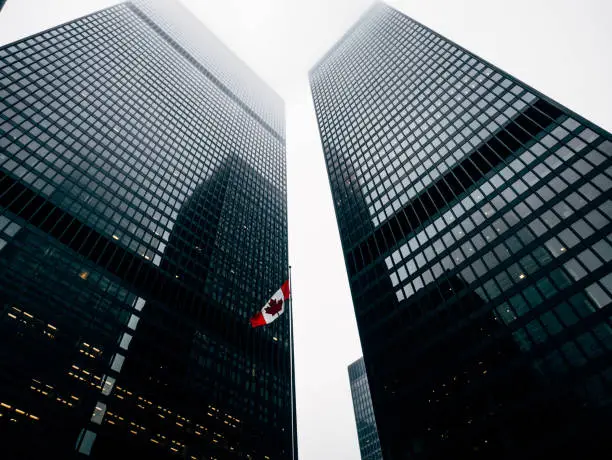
[348, 357, 383, 460]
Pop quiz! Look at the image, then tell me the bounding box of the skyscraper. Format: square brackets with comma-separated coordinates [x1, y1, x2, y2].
[311, 3, 612, 459]
[348, 358, 382, 460]
[0, 1, 293, 459]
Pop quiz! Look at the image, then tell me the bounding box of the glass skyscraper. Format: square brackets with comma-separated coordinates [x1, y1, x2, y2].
[348, 357, 383, 460]
[311, 3, 612, 459]
[0, 1, 293, 459]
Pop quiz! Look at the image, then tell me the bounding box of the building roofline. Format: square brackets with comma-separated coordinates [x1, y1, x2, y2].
[309, 0, 381, 76]
[0, 1, 285, 142]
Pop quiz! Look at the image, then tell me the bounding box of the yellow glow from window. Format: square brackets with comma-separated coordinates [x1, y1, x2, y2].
[15, 409, 25, 415]
[79, 271, 89, 280]
[112, 235, 120, 240]
[23, 311, 33, 319]
[47, 324, 57, 330]
[519, 273, 526, 279]
[29, 414, 39, 421]
[7, 313, 17, 319]
[0, 403, 11, 409]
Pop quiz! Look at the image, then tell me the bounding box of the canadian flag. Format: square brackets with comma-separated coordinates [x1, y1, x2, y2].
[250, 280, 290, 328]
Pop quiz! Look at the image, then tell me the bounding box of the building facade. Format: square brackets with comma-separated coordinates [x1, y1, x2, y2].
[311, 3, 612, 459]
[0, 1, 293, 459]
[348, 358, 383, 460]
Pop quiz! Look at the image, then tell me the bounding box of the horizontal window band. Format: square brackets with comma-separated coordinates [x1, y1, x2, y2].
[0, 170, 287, 368]
[347, 98, 563, 276]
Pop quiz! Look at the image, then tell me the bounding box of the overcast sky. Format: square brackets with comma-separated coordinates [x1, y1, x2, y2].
[1, 1, 611, 459]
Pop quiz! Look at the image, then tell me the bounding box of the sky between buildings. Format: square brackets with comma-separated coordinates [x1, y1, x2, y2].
[1, 1, 611, 459]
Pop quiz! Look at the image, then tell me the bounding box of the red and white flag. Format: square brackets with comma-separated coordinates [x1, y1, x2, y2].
[250, 280, 290, 328]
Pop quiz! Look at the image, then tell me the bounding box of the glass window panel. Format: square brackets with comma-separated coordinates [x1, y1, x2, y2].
[90, 402, 106, 425]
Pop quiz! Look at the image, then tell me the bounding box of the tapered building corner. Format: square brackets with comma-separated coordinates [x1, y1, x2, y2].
[312, 3, 612, 459]
[0, 1, 294, 459]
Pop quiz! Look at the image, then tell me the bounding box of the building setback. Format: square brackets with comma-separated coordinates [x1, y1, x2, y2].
[348, 358, 383, 460]
[0, 1, 293, 459]
[311, 3, 612, 459]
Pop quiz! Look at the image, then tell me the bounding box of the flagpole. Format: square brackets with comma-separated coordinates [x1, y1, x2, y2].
[288, 265, 296, 460]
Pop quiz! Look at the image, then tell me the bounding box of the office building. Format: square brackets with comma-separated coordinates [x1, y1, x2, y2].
[311, 3, 612, 458]
[348, 358, 383, 460]
[0, 1, 293, 458]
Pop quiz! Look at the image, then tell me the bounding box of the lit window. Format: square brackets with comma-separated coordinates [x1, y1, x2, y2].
[90, 401, 106, 425]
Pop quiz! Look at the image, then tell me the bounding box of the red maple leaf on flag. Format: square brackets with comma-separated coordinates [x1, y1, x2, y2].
[265, 298, 283, 315]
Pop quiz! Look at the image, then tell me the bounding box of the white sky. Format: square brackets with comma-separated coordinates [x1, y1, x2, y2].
[1, 1, 611, 459]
